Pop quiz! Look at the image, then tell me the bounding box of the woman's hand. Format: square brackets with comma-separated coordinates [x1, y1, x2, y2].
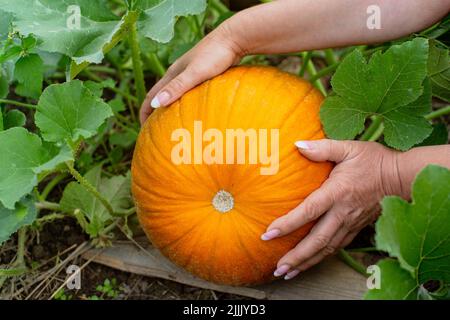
[139, 0, 448, 124]
[139, 24, 244, 124]
[261, 139, 402, 280]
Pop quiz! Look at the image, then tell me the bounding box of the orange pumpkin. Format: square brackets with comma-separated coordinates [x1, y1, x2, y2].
[131, 66, 332, 286]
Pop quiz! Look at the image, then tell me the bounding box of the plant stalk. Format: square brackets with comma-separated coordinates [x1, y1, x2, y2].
[143, 53, 166, 78]
[299, 51, 312, 77]
[39, 173, 68, 201]
[0, 99, 36, 109]
[65, 162, 115, 216]
[16, 228, 27, 267]
[359, 116, 383, 141]
[338, 249, 368, 276]
[129, 16, 146, 106]
[324, 49, 337, 65]
[425, 105, 450, 120]
[35, 201, 61, 211]
[303, 55, 327, 96]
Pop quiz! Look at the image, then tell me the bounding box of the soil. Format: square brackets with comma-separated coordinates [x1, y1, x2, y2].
[1, 211, 377, 300]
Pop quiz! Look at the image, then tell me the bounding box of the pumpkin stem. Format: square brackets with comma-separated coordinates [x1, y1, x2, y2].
[212, 190, 234, 213]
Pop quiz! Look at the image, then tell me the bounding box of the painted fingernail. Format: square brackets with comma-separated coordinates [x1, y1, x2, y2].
[295, 141, 311, 150]
[261, 229, 281, 241]
[284, 269, 300, 280]
[274, 264, 290, 277]
[151, 91, 170, 108]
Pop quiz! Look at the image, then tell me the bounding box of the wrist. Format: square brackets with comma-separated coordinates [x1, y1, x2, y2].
[380, 148, 407, 199]
[213, 18, 249, 62]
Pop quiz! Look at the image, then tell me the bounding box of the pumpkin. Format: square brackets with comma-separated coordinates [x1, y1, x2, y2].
[131, 66, 332, 286]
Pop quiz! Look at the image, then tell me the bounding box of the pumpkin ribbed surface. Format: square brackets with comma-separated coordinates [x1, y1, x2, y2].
[131, 66, 332, 286]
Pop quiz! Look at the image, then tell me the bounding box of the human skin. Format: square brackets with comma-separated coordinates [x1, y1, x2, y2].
[140, 0, 450, 279]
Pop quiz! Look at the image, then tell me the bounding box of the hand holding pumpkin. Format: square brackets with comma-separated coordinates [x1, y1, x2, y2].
[261, 139, 401, 280]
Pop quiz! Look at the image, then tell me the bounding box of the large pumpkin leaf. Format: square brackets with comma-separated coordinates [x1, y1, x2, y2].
[60, 166, 132, 237]
[428, 40, 450, 102]
[0, 9, 13, 41]
[0, 0, 122, 66]
[0, 196, 37, 245]
[364, 259, 418, 300]
[320, 38, 431, 151]
[35, 80, 113, 145]
[0, 127, 72, 209]
[14, 53, 44, 99]
[376, 165, 450, 284]
[137, 0, 207, 43]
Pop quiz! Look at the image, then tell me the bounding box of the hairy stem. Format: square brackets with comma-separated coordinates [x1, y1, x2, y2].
[425, 105, 450, 120]
[299, 51, 312, 77]
[16, 228, 27, 267]
[304, 55, 327, 96]
[324, 49, 337, 65]
[143, 53, 166, 78]
[65, 162, 115, 216]
[35, 201, 61, 211]
[39, 173, 68, 201]
[0, 99, 36, 109]
[209, 0, 229, 14]
[129, 16, 146, 106]
[35, 213, 67, 224]
[359, 116, 383, 141]
[338, 249, 368, 276]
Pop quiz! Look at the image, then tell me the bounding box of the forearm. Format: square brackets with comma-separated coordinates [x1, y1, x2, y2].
[394, 145, 450, 198]
[223, 0, 449, 55]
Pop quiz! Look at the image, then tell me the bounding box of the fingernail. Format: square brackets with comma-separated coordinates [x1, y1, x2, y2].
[151, 91, 170, 108]
[284, 269, 300, 280]
[295, 141, 311, 150]
[274, 264, 290, 277]
[261, 229, 281, 241]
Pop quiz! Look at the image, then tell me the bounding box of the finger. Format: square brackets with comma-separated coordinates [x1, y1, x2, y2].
[293, 227, 350, 275]
[295, 139, 358, 163]
[274, 208, 345, 276]
[262, 180, 336, 240]
[339, 230, 359, 249]
[139, 62, 185, 124]
[150, 63, 218, 109]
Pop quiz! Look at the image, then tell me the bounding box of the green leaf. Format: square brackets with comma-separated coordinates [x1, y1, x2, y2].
[0, 196, 37, 245]
[138, 0, 207, 43]
[364, 259, 418, 300]
[320, 38, 431, 151]
[84, 78, 115, 98]
[376, 165, 450, 284]
[0, 62, 13, 98]
[0, 0, 126, 66]
[0, 109, 3, 131]
[108, 97, 125, 113]
[428, 40, 450, 102]
[60, 166, 132, 237]
[0, 10, 13, 41]
[35, 80, 113, 145]
[415, 123, 448, 147]
[3, 109, 26, 129]
[109, 131, 137, 148]
[0, 127, 72, 209]
[14, 54, 44, 99]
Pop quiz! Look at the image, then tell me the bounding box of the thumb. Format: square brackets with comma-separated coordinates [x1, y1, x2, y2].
[294, 139, 355, 163]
